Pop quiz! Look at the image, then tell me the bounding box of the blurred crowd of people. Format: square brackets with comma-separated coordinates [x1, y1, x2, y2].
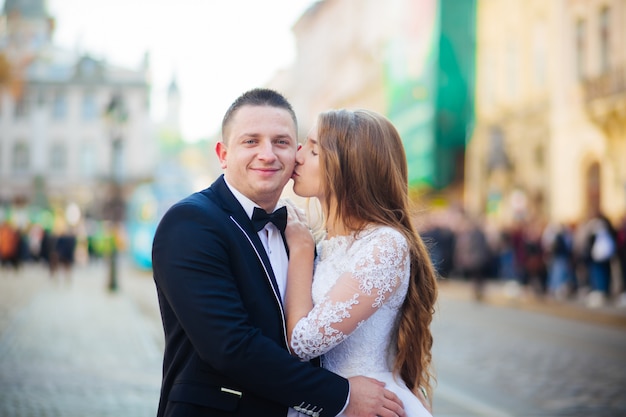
[0, 218, 119, 284]
[0, 221, 78, 282]
[420, 209, 626, 308]
[3, 205, 626, 309]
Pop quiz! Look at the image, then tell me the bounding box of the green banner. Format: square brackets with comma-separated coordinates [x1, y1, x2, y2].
[384, 0, 439, 188]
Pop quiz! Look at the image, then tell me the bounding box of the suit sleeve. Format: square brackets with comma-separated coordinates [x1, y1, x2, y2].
[152, 199, 348, 414]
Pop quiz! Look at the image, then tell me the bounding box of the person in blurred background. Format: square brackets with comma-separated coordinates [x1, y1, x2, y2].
[26, 223, 45, 262]
[151, 89, 404, 417]
[520, 219, 548, 298]
[0, 221, 21, 271]
[494, 227, 517, 282]
[584, 211, 618, 307]
[420, 210, 455, 279]
[285, 108, 437, 415]
[453, 212, 491, 301]
[542, 222, 575, 300]
[52, 228, 78, 284]
[616, 215, 626, 307]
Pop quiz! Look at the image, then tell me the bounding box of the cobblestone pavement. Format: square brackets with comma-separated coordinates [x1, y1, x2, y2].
[433, 280, 626, 417]
[0, 261, 163, 417]
[437, 278, 626, 330]
[2, 263, 625, 417]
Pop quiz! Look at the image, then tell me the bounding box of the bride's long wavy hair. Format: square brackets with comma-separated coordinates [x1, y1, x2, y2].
[316, 109, 438, 399]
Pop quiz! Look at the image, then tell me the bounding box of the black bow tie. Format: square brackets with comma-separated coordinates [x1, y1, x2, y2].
[252, 206, 287, 233]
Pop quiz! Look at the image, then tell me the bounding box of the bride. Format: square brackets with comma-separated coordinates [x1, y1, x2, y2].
[285, 109, 437, 416]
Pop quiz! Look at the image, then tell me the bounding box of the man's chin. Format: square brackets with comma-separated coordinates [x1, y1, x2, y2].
[255, 180, 288, 196]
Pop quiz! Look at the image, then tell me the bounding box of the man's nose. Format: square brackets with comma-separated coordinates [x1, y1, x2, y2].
[258, 141, 277, 159]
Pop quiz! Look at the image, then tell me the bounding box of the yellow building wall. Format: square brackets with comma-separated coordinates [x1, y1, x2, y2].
[469, 0, 626, 226]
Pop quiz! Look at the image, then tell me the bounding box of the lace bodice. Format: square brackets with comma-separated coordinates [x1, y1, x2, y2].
[290, 225, 410, 377]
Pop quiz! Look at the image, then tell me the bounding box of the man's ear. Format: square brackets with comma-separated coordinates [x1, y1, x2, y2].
[215, 141, 227, 169]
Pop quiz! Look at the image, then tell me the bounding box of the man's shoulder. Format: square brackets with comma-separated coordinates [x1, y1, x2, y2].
[166, 189, 219, 217]
[168, 176, 225, 212]
[154, 190, 228, 242]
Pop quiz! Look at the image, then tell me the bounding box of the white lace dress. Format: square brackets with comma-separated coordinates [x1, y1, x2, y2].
[290, 226, 432, 417]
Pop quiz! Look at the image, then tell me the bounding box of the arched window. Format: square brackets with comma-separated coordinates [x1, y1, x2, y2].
[586, 162, 601, 216]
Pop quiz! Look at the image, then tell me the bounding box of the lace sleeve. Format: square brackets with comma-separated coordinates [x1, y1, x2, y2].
[290, 229, 409, 361]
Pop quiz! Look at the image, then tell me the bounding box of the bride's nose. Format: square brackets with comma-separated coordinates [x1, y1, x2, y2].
[295, 144, 304, 165]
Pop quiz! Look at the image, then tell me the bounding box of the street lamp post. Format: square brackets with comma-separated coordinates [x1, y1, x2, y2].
[104, 93, 128, 292]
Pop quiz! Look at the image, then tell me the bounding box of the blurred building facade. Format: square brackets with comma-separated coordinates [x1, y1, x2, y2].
[467, 0, 626, 226]
[0, 0, 156, 223]
[269, 0, 475, 194]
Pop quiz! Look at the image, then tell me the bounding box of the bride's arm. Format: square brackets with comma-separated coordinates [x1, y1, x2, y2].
[288, 229, 408, 361]
[283, 202, 316, 352]
[284, 230, 315, 351]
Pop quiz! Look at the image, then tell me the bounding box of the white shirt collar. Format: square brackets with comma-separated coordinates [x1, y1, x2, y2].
[223, 178, 281, 220]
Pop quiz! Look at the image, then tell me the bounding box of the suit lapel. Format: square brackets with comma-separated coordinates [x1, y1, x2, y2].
[208, 176, 284, 304]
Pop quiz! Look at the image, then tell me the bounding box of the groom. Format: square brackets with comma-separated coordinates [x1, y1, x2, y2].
[152, 88, 405, 417]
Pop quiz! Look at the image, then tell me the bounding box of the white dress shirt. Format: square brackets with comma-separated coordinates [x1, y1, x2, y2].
[224, 181, 307, 416]
[225, 181, 348, 417]
[224, 182, 288, 300]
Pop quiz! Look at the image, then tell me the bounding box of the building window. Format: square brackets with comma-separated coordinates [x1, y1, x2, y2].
[12, 142, 29, 174]
[52, 90, 67, 120]
[586, 162, 601, 215]
[81, 91, 98, 121]
[534, 145, 545, 168]
[80, 142, 96, 178]
[575, 18, 586, 80]
[482, 51, 495, 107]
[14, 95, 30, 120]
[35, 88, 45, 107]
[487, 126, 511, 172]
[49, 142, 67, 174]
[533, 23, 546, 88]
[506, 41, 519, 99]
[599, 7, 610, 74]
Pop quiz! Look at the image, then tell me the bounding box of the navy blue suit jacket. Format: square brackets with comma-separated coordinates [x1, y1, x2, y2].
[152, 175, 348, 417]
